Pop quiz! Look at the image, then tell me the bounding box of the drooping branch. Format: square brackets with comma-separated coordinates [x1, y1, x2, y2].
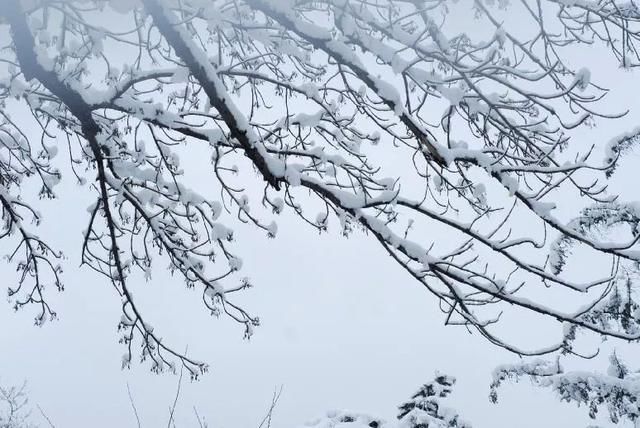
[2, 0, 207, 376]
[1, 0, 639, 370]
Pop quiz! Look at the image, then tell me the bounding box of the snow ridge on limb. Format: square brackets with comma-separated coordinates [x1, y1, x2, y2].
[244, 0, 449, 167]
[491, 354, 640, 425]
[143, 0, 285, 190]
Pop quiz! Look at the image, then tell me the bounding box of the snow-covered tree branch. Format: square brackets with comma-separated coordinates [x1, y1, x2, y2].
[302, 375, 470, 428]
[0, 0, 639, 379]
[0, 382, 36, 428]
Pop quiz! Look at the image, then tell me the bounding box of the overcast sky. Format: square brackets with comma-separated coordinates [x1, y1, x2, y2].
[2, 1, 640, 427]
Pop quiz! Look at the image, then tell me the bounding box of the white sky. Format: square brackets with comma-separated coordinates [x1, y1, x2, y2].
[2, 1, 640, 427]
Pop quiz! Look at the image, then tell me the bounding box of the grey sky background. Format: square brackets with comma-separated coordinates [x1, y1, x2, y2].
[1, 1, 640, 427]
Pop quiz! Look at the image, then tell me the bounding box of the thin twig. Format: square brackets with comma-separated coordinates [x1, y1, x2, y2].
[258, 385, 284, 428]
[167, 355, 185, 428]
[37, 404, 56, 428]
[193, 406, 207, 428]
[127, 382, 142, 428]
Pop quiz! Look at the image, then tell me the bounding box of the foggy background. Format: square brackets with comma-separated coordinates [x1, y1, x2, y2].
[1, 2, 640, 427]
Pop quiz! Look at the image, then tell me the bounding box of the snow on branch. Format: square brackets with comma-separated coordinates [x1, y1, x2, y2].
[300, 374, 470, 428]
[491, 353, 640, 425]
[0, 0, 640, 372]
